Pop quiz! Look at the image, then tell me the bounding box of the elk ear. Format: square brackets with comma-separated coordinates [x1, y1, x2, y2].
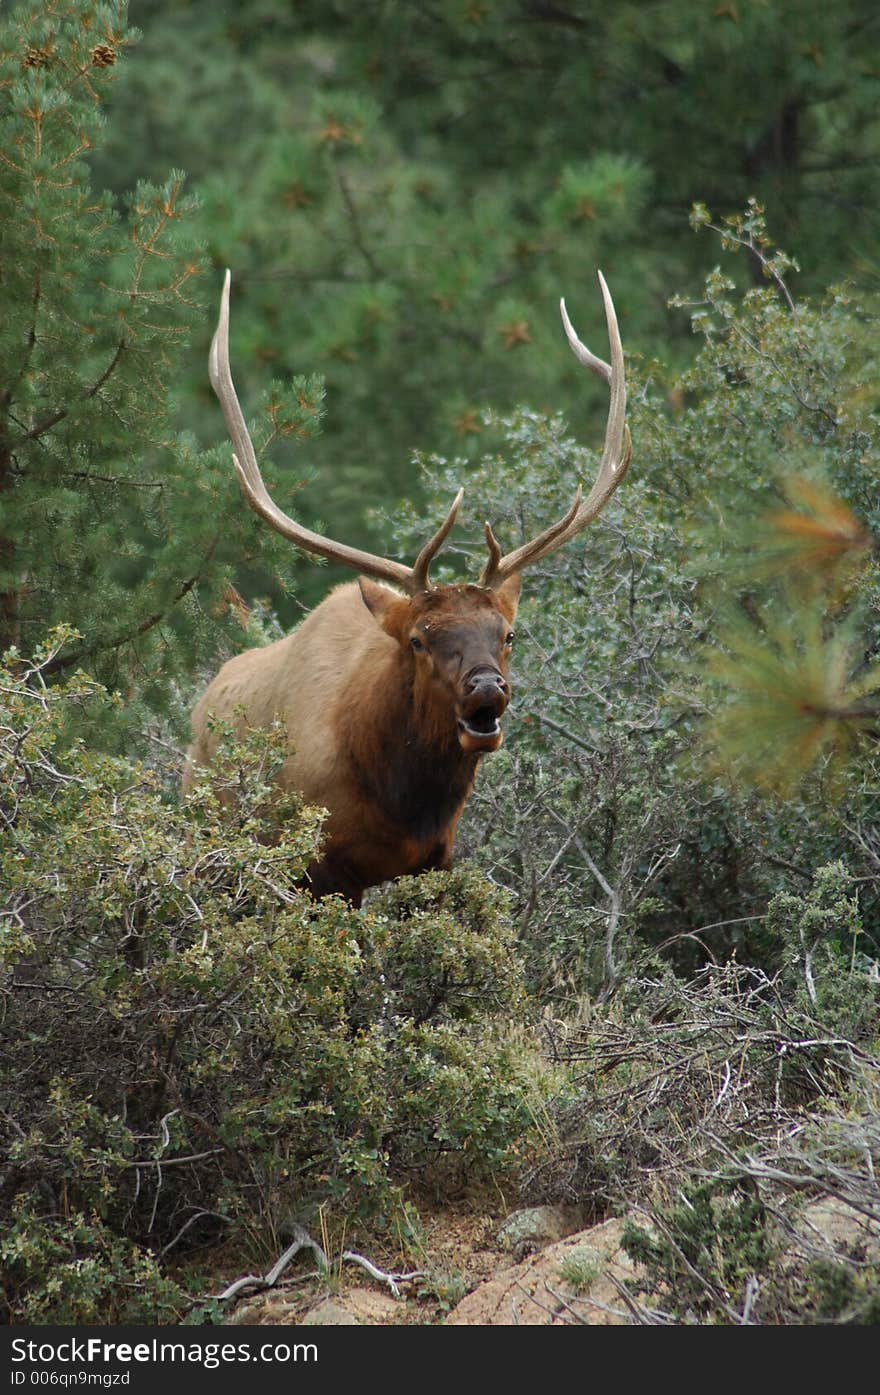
[494, 573, 521, 620]
[358, 576, 400, 622]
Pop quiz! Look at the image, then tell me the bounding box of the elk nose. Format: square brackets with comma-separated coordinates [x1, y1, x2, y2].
[464, 669, 509, 702]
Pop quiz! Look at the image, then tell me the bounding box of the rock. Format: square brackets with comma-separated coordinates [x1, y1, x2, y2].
[339, 1286, 402, 1323]
[301, 1297, 361, 1325]
[298, 1286, 402, 1325]
[447, 1217, 641, 1325]
[794, 1197, 880, 1263]
[495, 1205, 585, 1260]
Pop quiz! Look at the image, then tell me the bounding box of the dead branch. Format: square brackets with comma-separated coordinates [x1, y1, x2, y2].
[340, 1250, 426, 1298]
[213, 1225, 328, 1303]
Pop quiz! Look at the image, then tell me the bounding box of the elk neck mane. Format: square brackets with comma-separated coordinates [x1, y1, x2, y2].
[337, 613, 481, 843]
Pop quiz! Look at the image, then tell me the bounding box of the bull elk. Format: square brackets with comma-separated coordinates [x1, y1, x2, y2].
[184, 270, 631, 905]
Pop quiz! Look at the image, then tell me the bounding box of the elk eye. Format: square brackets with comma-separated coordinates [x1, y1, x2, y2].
[505, 631, 515, 647]
[410, 635, 425, 651]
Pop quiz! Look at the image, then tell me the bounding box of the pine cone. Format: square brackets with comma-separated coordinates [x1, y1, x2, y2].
[90, 44, 116, 68]
[21, 44, 53, 70]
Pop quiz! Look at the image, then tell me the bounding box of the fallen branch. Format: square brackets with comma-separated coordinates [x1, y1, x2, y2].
[213, 1225, 328, 1303]
[341, 1250, 426, 1299]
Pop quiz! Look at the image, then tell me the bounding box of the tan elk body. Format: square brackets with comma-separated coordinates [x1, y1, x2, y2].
[185, 271, 631, 904]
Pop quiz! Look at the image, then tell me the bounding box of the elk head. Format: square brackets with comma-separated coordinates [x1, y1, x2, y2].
[208, 268, 631, 752]
[357, 577, 521, 752]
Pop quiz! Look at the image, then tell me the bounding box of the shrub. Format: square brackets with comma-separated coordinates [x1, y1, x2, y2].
[766, 860, 878, 1037]
[527, 953, 878, 1218]
[619, 1104, 880, 1325]
[1, 1210, 187, 1326]
[621, 1179, 771, 1323]
[0, 643, 536, 1322]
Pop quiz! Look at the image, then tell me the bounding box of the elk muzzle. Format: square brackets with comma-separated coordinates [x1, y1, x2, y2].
[457, 668, 510, 753]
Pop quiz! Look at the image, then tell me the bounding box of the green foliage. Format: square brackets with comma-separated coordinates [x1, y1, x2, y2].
[3, 0, 880, 1332]
[1, 1207, 187, 1326]
[415, 1267, 468, 1313]
[622, 1179, 771, 1323]
[615, 1099, 880, 1325]
[0, 0, 322, 722]
[385, 395, 701, 999]
[802, 1258, 880, 1325]
[556, 1247, 601, 1296]
[766, 861, 878, 1036]
[65, 0, 875, 616]
[0, 647, 536, 1323]
[366, 869, 523, 1025]
[704, 606, 880, 794]
[541, 964, 879, 1324]
[670, 206, 880, 798]
[528, 953, 879, 1226]
[378, 203, 880, 1003]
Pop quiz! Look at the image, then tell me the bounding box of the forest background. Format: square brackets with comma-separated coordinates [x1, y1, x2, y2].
[2, 0, 880, 1326]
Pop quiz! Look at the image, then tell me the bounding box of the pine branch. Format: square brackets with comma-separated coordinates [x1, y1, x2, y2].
[335, 163, 382, 279]
[41, 534, 220, 677]
[1, 268, 42, 411]
[15, 339, 127, 445]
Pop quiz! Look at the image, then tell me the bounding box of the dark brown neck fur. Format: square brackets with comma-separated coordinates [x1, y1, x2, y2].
[346, 650, 479, 842]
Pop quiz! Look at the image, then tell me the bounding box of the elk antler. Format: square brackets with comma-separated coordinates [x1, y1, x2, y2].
[209, 270, 462, 593]
[479, 271, 631, 589]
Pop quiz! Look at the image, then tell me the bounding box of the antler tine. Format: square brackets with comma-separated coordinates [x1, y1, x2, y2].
[482, 520, 502, 581]
[210, 270, 461, 594]
[559, 294, 611, 384]
[209, 270, 262, 495]
[411, 487, 464, 591]
[480, 271, 630, 589]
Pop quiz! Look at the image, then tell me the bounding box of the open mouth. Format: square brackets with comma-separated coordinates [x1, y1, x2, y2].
[457, 706, 504, 751]
[459, 706, 501, 738]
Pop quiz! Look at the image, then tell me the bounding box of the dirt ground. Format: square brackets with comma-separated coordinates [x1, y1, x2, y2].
[211, 1202, 525, 1326]
[205, 1199, 641, 1326]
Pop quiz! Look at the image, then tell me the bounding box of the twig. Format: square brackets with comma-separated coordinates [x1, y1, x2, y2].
[713, 1059, 732, 1110]
[41, 535, 220, 676]
[740, 1275, 760, 1324]
[335, 166, 382, 278]
[546, 808, 622, 993]
[630, 1204, 743, 1324]
[603, 1269, 672, 1325]
[160, 1210, 230, 1258]
[127, 1148, 224, 1168]
[529, 710, 604, 754]
[541, 1281, 588, 1325]
[512, 1278, 559, 1321]
[17, 340, 126, 444]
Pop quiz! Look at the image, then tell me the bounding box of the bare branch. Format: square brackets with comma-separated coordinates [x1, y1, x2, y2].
[341, 1250, 426, 1298]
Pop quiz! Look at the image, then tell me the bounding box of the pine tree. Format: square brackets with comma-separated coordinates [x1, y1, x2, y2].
[0, 0, 317, 713]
